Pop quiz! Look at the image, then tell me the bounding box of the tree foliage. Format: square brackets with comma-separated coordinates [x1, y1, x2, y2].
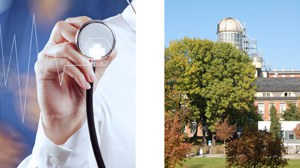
[283, 102, 300, 121]
[165, 38, 257, 132]
[226, 129, 287, 168]
[270, 105, 281, 139]
[215, 117, 237, 142]
[165, 112, 192, 168]
[215, 117, 237, 154]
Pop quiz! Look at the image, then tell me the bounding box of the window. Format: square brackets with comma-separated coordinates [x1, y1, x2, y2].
[283, 92, 292, 97]
[288, 133, 295, 140]
[258, 103, 264, 114]
[280, 103, 286, 113]
[263, 92, 271, 97]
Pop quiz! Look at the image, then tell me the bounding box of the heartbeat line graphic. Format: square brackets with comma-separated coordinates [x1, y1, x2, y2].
[0, 14, 39, 123]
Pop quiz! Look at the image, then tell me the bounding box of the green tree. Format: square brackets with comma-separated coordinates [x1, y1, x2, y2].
[270, 105, 281, 139]
[165, 38, 257, 139]
[282, 102, 300, 121]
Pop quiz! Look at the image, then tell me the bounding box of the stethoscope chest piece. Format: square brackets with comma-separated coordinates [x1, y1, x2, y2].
[76, 20, 116, 61]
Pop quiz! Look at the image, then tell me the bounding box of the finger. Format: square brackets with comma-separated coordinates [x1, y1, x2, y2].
[42, 42, 97, 83]
[64, 65, 91, 89]
[65, 16, 92, 28]
[47, 21, 78, 45]
[35, 56, 91, 90]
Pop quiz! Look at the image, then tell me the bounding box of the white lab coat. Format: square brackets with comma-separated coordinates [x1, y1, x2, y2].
[18, 1, 136, 167]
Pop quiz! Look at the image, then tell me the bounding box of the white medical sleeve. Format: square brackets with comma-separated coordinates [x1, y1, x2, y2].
[18, 119, 94, 168]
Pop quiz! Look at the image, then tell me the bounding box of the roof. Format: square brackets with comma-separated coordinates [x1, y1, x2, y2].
[217, 17, 244, 33]
[255, 78, 300, 92]
[268, 71, 300, 75]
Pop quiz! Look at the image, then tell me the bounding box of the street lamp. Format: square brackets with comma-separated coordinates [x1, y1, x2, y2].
[203, 125, 208, 137]
[202, 125, 208, 146]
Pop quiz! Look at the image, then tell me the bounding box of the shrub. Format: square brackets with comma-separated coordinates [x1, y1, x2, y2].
[226, 129, 287, 168]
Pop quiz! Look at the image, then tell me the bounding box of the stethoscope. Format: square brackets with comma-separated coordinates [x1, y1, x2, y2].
[75, 1, 135, 168]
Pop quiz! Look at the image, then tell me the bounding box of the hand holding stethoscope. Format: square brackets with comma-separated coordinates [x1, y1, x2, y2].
[35, 15, 116, 149]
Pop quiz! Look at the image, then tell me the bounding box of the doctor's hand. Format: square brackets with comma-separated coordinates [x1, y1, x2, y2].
[34, 16, 116, 144]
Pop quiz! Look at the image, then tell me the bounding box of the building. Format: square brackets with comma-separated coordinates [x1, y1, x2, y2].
[217, 17, 300, 121]
[217, 17, 300, 152]
[267, 70, 300, 78]
[255, 78, 300, 120]
[217, 17, 244, 50]
[217, 17, 263, 77]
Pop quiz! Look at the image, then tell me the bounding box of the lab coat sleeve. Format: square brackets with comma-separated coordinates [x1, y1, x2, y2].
[18, 118, 92, 168]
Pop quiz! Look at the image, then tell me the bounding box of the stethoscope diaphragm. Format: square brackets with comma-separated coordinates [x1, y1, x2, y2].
[76, 20, 116, 61]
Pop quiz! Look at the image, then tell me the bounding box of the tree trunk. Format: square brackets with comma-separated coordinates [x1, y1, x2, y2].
[202, 128, 207, 145]
[224, 140, 226, 155]
[212, 135, 216, 146]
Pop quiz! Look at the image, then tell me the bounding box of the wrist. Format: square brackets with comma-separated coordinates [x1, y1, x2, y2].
[41, 112, 86, 145]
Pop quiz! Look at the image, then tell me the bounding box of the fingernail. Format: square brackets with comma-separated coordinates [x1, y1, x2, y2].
[85, 81, 91, 89]
[89, 70, 97, 82]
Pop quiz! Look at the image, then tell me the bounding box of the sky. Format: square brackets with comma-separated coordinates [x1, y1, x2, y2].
[165, 0, 300, 70]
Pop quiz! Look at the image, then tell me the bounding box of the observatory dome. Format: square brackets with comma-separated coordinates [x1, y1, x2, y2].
[217, 17, 244, 33]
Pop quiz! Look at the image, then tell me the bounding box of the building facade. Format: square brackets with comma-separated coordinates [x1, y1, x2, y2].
[255, 78, 300, 121]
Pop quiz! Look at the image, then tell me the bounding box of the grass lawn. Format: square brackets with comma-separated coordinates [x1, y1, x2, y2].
[183, 157, 300, 168]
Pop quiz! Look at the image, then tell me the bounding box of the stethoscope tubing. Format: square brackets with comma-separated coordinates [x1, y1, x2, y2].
[86, 66, 106, 168]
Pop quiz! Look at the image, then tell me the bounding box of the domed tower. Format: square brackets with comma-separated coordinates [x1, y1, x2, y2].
[217, 17, 265, 78]
[217, 17, 245, 51]
[251, 53, 263, 77]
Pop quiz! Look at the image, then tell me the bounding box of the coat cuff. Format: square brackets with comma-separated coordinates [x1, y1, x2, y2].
[30, 117, 89, 167]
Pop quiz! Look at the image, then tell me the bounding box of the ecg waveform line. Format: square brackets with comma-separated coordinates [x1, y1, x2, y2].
[0, 14, 39, 123]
